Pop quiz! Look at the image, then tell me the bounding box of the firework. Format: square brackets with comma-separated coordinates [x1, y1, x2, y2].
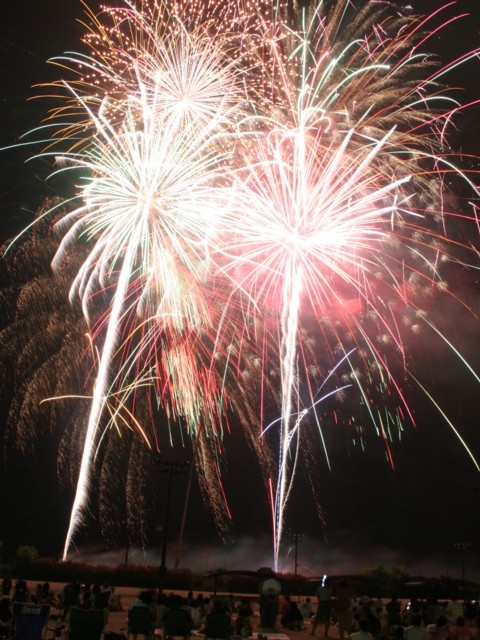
[52, 80, 241, 554]
[0, 203, 163, 551]
[207, 0, 480, 567]
[3, 0, 480, 569]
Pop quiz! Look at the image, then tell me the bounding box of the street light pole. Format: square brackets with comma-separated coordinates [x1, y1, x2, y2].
[175, 454, 196, 569]
[290, 532, 303, 576]
[454, 542, 470, 597]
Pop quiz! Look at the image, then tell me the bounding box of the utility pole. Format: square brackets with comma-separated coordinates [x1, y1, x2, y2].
[157, 460, 189, 590]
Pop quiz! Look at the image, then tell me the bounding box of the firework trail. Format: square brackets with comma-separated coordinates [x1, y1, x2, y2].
[4, 0, 480, 569]
[215, 126, 412, 564]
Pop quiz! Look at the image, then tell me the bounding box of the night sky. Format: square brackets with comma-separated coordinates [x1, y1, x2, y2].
[1, 0, 480, 584]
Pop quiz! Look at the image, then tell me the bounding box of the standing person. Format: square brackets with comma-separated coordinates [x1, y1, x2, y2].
[334, 580, 355, 640]
[426, 600, 442, 626]
[311, 577, 334, 637]
[1, 579, 11, 597]
[259, 575, 281, 630]
[464, 602, 478, 626]
[13, 580, 28, 603]
[446, 599, 465, 626]
[387, 597, 403, 637]
[61, 581, 80, 621]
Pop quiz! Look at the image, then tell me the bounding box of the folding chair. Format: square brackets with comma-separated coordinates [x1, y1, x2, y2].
[204, 613, 232, 640]
[127, 607, 154, 640]
[0, 596, 12, 639]
[11, 602, 50, 640]
[161, 609, 191, 640]
[66, 607, 106, 640]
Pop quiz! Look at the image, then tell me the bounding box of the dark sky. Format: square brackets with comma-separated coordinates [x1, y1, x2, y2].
[1, 0, 480, 584]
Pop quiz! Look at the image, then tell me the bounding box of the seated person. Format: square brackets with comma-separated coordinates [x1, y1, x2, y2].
[235, 599, 253, 637]
[204, 601, 232, 638]
[280, 601, 303, 631]
[349, 619, 374, 640]
[426, 617, 449, 640]
[154, 593, 168, 631]
[300, 598, 312, 620]
[163, 596, 192, 639]
[109, 588, 123, 613]
[448, 617, 475, 640]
